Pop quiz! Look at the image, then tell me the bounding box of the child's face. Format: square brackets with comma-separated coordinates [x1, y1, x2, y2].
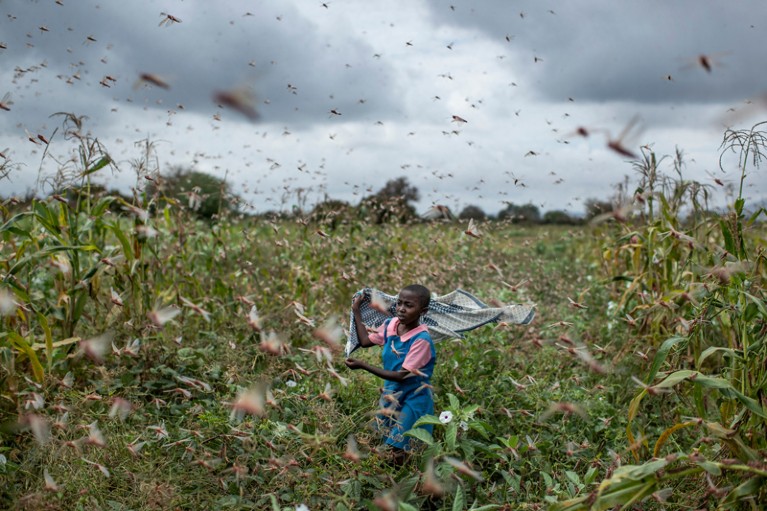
[396, 289, 425, 326]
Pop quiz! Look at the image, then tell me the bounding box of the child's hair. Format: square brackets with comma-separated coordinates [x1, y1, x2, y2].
[401, 284, 431, 310]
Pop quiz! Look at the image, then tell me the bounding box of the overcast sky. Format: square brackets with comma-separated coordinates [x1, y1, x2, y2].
[1, 0, 766, 216]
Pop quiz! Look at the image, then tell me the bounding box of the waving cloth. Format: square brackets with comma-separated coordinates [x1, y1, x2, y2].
[346, 288, 535, 357]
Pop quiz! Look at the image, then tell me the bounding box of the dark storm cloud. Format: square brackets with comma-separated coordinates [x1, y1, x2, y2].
[424, 0, 767, 104]
[0, 0, 399, 130]
[1, 0, 763, 213]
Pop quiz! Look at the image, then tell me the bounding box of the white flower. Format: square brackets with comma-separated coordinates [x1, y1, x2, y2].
[295, 505, 310, 511]
[439, 411, 453, 424]
[459, 420, 469, 432]
[286, 380, 297, 388]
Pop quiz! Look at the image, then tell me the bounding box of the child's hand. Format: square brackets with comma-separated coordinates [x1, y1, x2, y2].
[345, 358, 365, 370]
[352, 293, 365, 313]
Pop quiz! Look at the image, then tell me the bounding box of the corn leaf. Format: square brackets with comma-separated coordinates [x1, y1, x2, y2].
[82, 155, 111, 176]
[646, 336, 687, 383]
[6, 331, 44, 382]
[109, 222, 135, 263]
[91, 195, 115, 217]
[0, 211, 33, 232]
[32, 337, 81, 350]
[698, 346, 739, 367]
[653, 421, 697, 457]
[720, 475, 763, 507]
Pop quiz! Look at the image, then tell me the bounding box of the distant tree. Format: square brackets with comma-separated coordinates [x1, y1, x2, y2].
[309, 198, 354, 230]
[257, 210, 291, 222]
[458, 205, 487, 220]
[376, 176, 420, 203]
[497, 202, 541, 224]
[358, 176, 419, 224]
[542, 210, 581, 225]
[149, 166, 237, 220]
[583, 198, 613, 222]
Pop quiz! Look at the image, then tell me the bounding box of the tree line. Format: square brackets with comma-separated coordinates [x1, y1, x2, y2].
[4, 167, 614, 226]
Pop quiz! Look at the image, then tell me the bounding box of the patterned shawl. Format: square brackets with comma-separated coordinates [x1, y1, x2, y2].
[345, 288, 535, 356]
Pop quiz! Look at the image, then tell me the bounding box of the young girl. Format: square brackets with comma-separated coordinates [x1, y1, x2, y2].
[345, 284, 435, 464]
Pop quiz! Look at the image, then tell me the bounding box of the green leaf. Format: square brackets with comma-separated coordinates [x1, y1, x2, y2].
[734, 198, 744, 216]
[746, 206, 766, 225]
[399, 474, 420, 501]
[33, 200, 63, 239]
[698, 346, 739, 367]
[412, 415, 443, 428]
[584, 466, 598, 485]
[0, 211, 33, 235]
[627, 389, 647, 423]
[8, 244, 101, 276]
[6, 332, 44, 382]
[742, 291, 767, 321]
[448, 393, 460, 410]
[720, 476, 763, 507]
[657, 370, 731, 389]
[720, 219, 735, 255]
[655, 370, 696, 388]
[91, 195, 115, 217]
[109, 222, 134, 263]
[693, 383, 706, 418]
[656, 371, 767, 419]
[696, 461, 721, 476]
[81, 263, 100, 281]
[82, 155, 111, 176]
[72, 292, 89, 327]
[403, 428, 434, 446]
[3, 225, 32, 239]
[398, 503, 419, 511]
[468, 420, 490, 439]
[500, 435, 518, 449]
[647, 336, 687, 383]
[462, 404, 480, 417]
[564, 471, 581, 486]
[452, 484, 465, 511]
[618, 459, 668, 480]
[725, 388, 767, 419]
[446, 422, 458, 451]
[595, 480, 654, 510]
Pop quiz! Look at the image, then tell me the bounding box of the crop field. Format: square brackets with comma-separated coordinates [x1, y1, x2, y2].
[1, 125, 766, 511]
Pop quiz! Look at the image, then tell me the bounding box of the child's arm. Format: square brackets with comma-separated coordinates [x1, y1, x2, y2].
[352, 294, 375, 348]
[345, 358, 411, 383]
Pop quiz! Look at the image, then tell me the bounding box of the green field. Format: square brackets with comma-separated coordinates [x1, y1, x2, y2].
[1, 129, 767, 510]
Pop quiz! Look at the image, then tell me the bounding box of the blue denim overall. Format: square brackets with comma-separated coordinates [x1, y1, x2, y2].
[377, 318, 436, 451]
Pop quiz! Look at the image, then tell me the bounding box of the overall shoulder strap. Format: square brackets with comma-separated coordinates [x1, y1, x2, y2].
[382, 318, 392, 343]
